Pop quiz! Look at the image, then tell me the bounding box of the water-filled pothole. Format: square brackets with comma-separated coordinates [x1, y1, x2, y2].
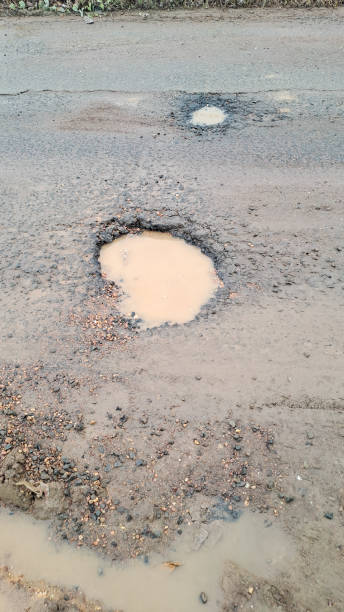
[190, 105, 226, 127]
[0, 510, 292, 612]
[99, 231, 220, 329]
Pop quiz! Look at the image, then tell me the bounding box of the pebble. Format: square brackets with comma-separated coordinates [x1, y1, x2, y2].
[324, 512, 333, 520]
[236, 481, 245, 488]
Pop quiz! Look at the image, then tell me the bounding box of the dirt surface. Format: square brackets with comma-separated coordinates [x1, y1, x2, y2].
[0, 9, 344, 612]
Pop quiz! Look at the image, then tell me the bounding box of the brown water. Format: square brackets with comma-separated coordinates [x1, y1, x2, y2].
[0, 510, 292, 612]
[99, 231, 219, 328]
[0, 591, 24, 612]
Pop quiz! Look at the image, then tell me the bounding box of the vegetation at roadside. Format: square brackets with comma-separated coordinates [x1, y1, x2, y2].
[2, 0, 343, 14]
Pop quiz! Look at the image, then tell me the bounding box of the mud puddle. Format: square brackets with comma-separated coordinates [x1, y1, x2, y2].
[99, 231, 219, 329]
[191, 106, 226, 127]
[0, 592, 16, 612]
[0, 510, 292, 612]
[0, 584, 31, 612]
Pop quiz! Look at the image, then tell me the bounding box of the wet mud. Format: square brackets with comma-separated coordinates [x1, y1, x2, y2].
[0, 31, 344, 610]
[0, 365, 285, 562]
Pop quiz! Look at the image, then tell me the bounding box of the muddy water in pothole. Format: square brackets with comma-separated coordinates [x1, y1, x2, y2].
[190, 106, 226, 127]
[0, 510, 292, 612]
[0, 592, 18, 612]
[99, 231, 219, 328]
[0, 585, 31, 612]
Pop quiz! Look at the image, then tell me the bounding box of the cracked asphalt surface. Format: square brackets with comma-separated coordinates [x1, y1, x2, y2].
[0, 8, 344, 612]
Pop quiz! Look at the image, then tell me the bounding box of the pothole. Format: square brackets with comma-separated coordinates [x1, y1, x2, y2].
[0, 509, 292, 612]
[98, 231, 220, 329]
[175, 93, 290, 133]
[190, 105, 226, 127]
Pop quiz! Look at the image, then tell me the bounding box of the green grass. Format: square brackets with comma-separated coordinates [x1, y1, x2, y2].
[2, 0, 343, 14]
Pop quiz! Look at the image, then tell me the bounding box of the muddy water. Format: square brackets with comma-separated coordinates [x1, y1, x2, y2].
[0, 586, 31, 612]
[191, 106, 226, 127]
[99, 231, 219, 328]
[0, 592, 19, 612]
[0, 510, 292, 612]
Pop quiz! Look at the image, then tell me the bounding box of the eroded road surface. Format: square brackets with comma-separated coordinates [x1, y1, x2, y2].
[0, 9, 344, 611]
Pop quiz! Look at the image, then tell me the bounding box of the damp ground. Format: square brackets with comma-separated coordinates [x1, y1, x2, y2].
[1, 10, 344, 612]
[98, 231, 219, 329]
[0, 509, 292, 612]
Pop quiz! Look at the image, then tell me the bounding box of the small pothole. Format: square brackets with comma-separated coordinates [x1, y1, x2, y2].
[98, 231, 220, 329]
[175, 93, 290, 133]
[190, 105, 226, 127]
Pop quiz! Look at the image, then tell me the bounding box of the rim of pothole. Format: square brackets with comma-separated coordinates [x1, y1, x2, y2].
[93, 213, 232, 332]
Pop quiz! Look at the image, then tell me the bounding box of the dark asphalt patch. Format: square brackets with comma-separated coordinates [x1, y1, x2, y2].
[173, 92, 290, 134]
